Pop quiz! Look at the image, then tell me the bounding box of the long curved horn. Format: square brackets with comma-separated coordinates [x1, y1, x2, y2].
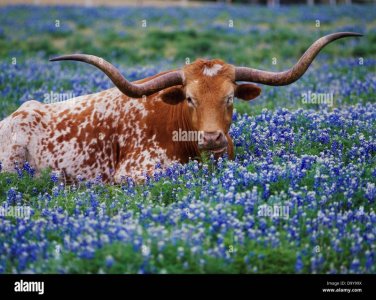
[50, 54, 183, 98]
[235, 32, 363, 86]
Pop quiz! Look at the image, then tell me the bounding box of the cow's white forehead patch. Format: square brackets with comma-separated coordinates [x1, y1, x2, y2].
[203, 64, 222, 77]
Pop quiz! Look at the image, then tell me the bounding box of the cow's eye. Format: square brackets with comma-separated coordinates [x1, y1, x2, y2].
[187, 97, 195, 106]
[227, 95, 234, 105]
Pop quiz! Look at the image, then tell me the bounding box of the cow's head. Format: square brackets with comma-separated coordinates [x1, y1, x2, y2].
[50, 32, 361, 156]
[159, 59, 261, 155]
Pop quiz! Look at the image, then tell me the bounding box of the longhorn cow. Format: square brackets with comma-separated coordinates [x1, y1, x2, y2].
[0, 32, 362, 182]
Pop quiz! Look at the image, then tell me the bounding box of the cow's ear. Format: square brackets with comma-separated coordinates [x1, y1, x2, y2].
[160, 87, 186, 105]
[235, 84, 261, 101]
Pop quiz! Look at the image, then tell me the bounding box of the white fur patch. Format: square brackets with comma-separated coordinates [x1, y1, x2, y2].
[124, 98, 148, 118]
[203, 64, 222, 77]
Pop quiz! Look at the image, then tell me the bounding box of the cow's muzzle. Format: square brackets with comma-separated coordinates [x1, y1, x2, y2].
[198, 131, 228, 155]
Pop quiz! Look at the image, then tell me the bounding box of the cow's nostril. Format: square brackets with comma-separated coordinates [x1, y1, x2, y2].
[215, 132, 223, 141]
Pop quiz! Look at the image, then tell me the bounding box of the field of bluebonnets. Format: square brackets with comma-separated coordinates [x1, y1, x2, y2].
[0, 4, 375, 274]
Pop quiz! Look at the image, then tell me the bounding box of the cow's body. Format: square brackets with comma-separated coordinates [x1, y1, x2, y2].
[0, 70, 233, 183]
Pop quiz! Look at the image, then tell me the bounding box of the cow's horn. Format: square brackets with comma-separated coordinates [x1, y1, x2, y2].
[50, 54, 183, 98]
[234, 32, 363, 85]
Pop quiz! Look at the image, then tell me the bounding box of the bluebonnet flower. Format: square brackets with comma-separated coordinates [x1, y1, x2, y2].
[22, 162, 35, 177]
[295, 254, 304, 273]
[105, 255, 114, 268]
[50, 173, 59, 184]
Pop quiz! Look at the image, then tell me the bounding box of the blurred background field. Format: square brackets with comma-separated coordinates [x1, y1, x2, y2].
[0, 4, 375, 118]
